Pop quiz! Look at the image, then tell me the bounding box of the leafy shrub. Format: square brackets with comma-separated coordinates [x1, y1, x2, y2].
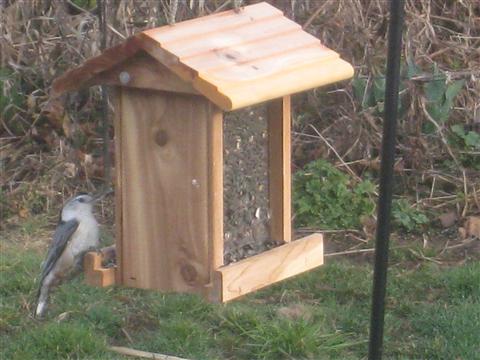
[352, 62, 465, 134]
[450, 124, 480, 169]
[293, 159, 376, 229]
[423, 66, 465, 127]
[392, 199, 429, 232]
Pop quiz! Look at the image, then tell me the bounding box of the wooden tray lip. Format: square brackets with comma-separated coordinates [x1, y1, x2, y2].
[210, 233, 324, 302]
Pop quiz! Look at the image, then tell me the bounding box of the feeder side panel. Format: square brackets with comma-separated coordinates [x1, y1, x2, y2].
[118, 88, 212, 294]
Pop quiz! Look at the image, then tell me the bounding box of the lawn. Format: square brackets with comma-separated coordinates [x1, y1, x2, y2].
[1, 217, 479, 359]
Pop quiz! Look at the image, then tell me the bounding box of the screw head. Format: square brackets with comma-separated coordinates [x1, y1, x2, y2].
[119, 71, 131, 85]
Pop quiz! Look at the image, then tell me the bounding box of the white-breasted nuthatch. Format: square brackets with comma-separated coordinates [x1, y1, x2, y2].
[35, 192, 106, 317]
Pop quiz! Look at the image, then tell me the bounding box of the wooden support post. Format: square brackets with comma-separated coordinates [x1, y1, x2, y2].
[112, 88, 124, 285]
[267, 95, 292, 243]
[207, 103, 224, 301]
[208, 105, 224, 270]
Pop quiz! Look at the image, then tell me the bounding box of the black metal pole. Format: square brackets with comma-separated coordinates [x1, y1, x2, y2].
[368, 1, 405, 359]
[98, 0, 111, 187]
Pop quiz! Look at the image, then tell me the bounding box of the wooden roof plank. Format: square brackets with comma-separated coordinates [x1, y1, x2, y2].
[196, 58, 354, 110]
[51, 2, 354, 111]
[161, 14, 299, 59]
[180, 29, 320, 73]
[142, 2, 282, 44]
[92, 51, 200, 94]
[201, 46, 340, 86]
[52, 38, 142, 96]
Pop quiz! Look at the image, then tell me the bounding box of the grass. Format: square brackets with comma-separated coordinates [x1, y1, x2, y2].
[1, 223, 479, 359]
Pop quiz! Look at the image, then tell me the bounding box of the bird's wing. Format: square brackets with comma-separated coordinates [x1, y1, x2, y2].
[39, 219, 79, 284]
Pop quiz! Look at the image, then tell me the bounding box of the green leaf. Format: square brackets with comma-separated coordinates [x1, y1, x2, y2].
[424, 77, 446, 103]
[422, 121, 436, 134]
[445, 80, 465, 102]
[438, 100, 453, 123]
[355, 180, 376, 195]
[406, 58, 422, 79]
[373, 77, 386, 103]
[352, 77, 367, 102]
[426, 103, 445, 123]
[293, 160, 377, 229]
[392, 199, 429, 232]
[352, 77, 375, 109]
[451, 124, 466, 137]
[464, 132, 480, 148]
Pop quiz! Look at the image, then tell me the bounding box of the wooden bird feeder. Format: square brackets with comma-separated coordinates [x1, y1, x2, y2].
[52, 2, 353, 303]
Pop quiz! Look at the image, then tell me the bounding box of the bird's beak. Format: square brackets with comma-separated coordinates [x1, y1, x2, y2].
[91, 187, 113, 203]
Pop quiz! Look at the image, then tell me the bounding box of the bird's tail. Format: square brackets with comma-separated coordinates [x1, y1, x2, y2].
[34, 277, 47, 318]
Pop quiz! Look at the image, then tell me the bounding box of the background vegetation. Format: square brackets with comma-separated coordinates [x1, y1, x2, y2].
[1, 0, 479, 359]
[1, 0, 479, 221]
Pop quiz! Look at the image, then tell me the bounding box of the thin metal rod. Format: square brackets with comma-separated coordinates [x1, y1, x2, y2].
[368, 1, 405, 359]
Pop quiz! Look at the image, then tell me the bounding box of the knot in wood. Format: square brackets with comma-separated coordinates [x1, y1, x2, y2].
[180, 263, 197, 283]
[154, 129, 168, 146]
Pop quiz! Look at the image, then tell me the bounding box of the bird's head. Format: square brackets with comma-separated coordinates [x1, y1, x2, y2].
[60, 191, 110, 221]
[61, 194, 95, 220]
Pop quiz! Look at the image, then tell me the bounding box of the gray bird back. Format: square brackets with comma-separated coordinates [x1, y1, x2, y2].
[39, 219, 79, 285]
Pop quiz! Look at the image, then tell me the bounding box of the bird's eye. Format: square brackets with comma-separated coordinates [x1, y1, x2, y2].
[78, 197, 85, 203]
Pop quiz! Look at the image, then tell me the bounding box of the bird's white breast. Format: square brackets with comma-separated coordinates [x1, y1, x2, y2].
[67, 214, 99, 257]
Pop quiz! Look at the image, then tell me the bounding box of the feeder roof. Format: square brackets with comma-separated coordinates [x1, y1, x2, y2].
[52, 2, 353, 111]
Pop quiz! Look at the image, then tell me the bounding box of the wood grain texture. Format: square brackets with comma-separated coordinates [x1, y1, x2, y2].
[142, 2, 281, 45]
[267, 96, 291, 244]
[165, 14, 300, 59]
[198, 58, 354, 110]
[52, 2, 354, 111]
[213, 233, 324, 302]
[118, 88, 214, 294]
[112, 88, 124, 285]
[93, 51, 199, 94]
[51, 38, 142, 96]
[208, 108, 224, 270]
[83, 252, 116, 287]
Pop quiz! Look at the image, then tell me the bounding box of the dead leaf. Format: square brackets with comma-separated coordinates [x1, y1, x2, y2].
[41, 99, 65, 131]
[56, 312, 71, 322]
[18, 208, 30, 218]
[464, 216, 480, 238]
[26, 94, 36, 110]
[277, 304, 312, 321]
[439, 211, 457, 228]
[62, 113, 74, 139]
[361, 215, 376, 239]
[64, 162, 77, 178]
[83, 153, 93, 166]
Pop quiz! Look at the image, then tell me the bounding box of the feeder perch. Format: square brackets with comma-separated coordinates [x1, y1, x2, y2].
[52, 2, 354, 302]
